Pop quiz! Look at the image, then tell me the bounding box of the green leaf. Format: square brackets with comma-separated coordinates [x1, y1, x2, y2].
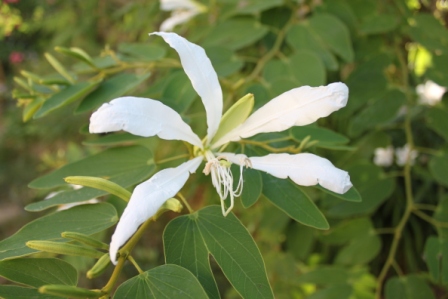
[212, 93, 254, 144]
[113, 264, 209, 299]
[164, 206, 274, 299]
[0, 285, 59, 299]
[427, 54, 448, 86]
[349, 89, 406, 137]
[359, 14, 399, 34]
[29, 146, 154, 189]
[313, 185, 362, 202]
[297, 266, 349, 285]
[286, 24, 338, 71]
[160, 71, 198, 113]
[429, 152, 448, 188]
[427, 106, 448, 141]
[261, 173, 329, 230]
[203, 18, 269, 50]
[385, 275, 436, 299]
[241, 168, 262, 208]
[289, 50, 326, 86]
[0, 258, 77, 287]
[164, 215, 220, 299]
[409, 13, 448, 54]
[231, 0, 282, 14]
[205, 46, 244, 77]
[424, 236, 448, 285]
[0, 203, 117, 260]
[55, 47, 96, 68]
[309, 13, 354, 62]
[335, 233, 381, 265]
[291, 125, 349, 147]
[34, 80, 101, 118]
[83, 132, 144, 146]
[76, 73, 151, 113]
[307, 284, 352, 299]
[326, 164, 394, 218]
[118, 43, 166, 62]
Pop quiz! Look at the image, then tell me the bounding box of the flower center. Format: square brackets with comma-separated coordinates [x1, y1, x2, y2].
[202, 151, 246, 216]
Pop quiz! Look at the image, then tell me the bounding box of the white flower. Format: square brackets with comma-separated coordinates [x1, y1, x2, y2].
[160, 0, 206, 32]
[89, 32, 353, 264]
[395, 144, 418, 166]
[417, 80, 446, 106]
[373, 146, 394, 167]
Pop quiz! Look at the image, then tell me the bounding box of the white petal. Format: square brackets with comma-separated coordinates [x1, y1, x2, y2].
[160, 0, 200, 11]
[149, 32, 223, 143]
[212, 82, 348, 148]
[109, 157, 202, 264]
[222, 152, 352, 194]
[160, 10, 200, 32]
[89, 96, 202, 148]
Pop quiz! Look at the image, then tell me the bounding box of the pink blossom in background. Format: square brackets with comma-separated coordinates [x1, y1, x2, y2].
[9, 51, 24, 64]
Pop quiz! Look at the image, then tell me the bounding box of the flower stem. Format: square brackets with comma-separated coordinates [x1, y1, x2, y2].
[177, 192, 194, 214]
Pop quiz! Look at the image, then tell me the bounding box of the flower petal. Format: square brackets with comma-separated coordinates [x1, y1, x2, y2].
[89, 96, 202, 148]
[160, 10, 200, 32]
[160, 0, 201, 11]
[149, 32, 223, 143]
[109, 157, 202, 264]
[220, 152, 352, 194]
[212, 82, 348, 148]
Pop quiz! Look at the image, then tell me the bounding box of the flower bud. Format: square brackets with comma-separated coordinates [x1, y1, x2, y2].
[87, 253, 110, 279]
[153, 197, 183, 220]
[64, 176, 131, 202]
[39, 284, 103, 298]
[26, 240, 104, 259]
[61, 231, 109, 250]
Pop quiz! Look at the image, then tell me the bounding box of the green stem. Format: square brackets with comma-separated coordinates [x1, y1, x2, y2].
[156, 153, 190, 165]
[178, 192, 194, 214]
[128, 255, 144, 274]
[375, 39, 415, 299]
[413, 209, 448, 228]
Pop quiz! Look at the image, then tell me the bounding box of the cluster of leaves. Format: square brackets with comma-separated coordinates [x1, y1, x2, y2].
[1, 0, 448, 298]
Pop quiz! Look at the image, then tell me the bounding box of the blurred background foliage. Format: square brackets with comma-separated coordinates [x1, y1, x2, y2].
[1, 0, 448, 298]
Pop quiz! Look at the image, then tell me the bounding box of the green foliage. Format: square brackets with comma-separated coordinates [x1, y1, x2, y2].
[2, 0, 448, 298]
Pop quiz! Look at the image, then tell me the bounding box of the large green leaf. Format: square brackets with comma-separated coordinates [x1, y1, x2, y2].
[291, 125, 349, 147]
[0, 258, 77, 287]
[0, 285, 59, 299]
[326, 164, 394, 218]
[240, 168, 262, 208]
[118, 43, 166, 62]
[76, 73, 151, 113]
[309, 13, 354, 62]
[160, 71, 197, 113]
[286, 23, 338, 71]
[113, 264, 208, 299]
[408, 13, 448, 54]
[289, 51, 326, 86]
[359, 14, 399, 34]
[29, 146, 154, 189]
[34, 81, 101, 118]
[426, 106, 448, 142]
[261, 174, 329, 230]
[164, 214, 220, 299]
[424, 236, 448, 285]
[429, 152, 448, 188]
[0, 203, 117, 260]
[164, 206, 274, 299]
[349, 89, 406, 137]
[385, 275, 435, 299]
[307, 284, 352, 299]
[205, 46, 244, 77]
[203, 18, 268, 50]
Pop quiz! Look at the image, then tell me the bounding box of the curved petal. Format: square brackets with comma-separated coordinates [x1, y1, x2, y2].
[160, 10, 200, 32]
[149, 32, 223, 143]
[212, 82, 348, 148]
[90, 96, 202, 148]
[160, 0, 200, 11]
[109, 157, 202, 264]
[221, 152, 352, 194]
